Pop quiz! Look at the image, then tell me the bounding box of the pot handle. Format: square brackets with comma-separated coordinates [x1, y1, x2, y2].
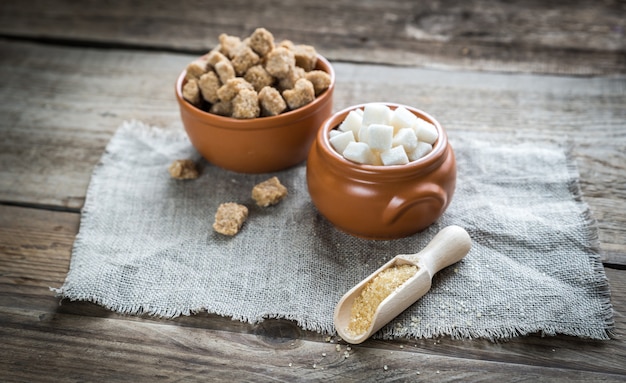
[382, 183, 447, 225]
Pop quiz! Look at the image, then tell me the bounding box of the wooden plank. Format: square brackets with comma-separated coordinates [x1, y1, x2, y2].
[0, 0, 624, 75]
[2, 305, 626, 382]
[0, 40, 187, 210]
[1, 40, 624, 263]
[1, 204, 625, 381]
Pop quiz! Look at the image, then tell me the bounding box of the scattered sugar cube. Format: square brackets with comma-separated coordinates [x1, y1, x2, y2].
[343, 142, 377, 165]
[252, 176, 288, 207]
[329, 130, 356, 155]
[362, 103, 391, 126]
[338, 110, 363, 137]
[168, 159, 199, 180]
[392, 128, 418, 153]
[213, 202, 248, 236]
[390, 106, 417, 133]
[367, 124, 394, 151]
[408, 142, 433, 161]
[415, 118, 439, 144]
[381, 145, 409, 165]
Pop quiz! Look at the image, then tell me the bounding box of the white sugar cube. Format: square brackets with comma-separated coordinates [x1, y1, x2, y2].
[343, 141, 377, 165]
[329, 129, 342, 138]
[381, 145, 409, 166]
[362, 103, 391, 126]
[338, 110, 363, 137]
[415, 118, 438, 144]
[392, 128, 418, 153]
[408, 141, 433, 161]
[358, 124, 369, 143]
[329, 130, 356, 155]
[390, 106, 417, 133]
[367, 124, 394, 151]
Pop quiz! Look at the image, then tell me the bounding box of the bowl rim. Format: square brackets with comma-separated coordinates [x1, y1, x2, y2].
[316, 102, 450, 177]
[175, 54, 335, 130]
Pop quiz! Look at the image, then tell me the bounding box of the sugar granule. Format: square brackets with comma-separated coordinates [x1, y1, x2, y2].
[347, 264, 418, 336]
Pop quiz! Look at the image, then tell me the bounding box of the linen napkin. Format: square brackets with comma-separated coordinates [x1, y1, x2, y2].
[54, 120, 614, 340]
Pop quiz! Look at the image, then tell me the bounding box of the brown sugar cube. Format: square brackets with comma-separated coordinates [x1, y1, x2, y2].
[282, 78, 315, 110]
[213, 203, 248, 236]
[305, 70, 331, 96]
[207, 49, 229, 68]
[182, 79, 202, 107]
[231, 46, 261, 76]
[249, 27, 275, 56]
[218, 33, 243, 59]
[278, 66, 305, 91]
[265, 47, 295, 78]
[244, 65, 275, 92]
[232, 88, 260, 119]
[258, 86, 287, 116]
[214, 60, 236, 84]
[185, 56, 210, 80]
[198, 71, 221, 104]
[209, 100, 233, 116]
[277, 39, 295, 50]
[217, 77, 254, 102]
[252, 177, 288, 207]
[293, 44, 318, 72]
[168, 159, 199, 180]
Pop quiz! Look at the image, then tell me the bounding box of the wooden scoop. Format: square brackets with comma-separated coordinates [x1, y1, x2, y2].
[333, 225, 472, 344]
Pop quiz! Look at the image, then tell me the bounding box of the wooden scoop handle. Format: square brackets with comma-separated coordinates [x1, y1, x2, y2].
[398, 225, 472, 275]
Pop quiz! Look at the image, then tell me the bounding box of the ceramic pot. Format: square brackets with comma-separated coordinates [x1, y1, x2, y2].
[306, 103, 456, 239]
[175, 55, 335, 174]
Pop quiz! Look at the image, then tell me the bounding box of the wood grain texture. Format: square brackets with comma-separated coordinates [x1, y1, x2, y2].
[0, 2, 625, 380]
[0, 0, 624, 75]
[0, 205, 625, 381]
[1, 40, 624, 264]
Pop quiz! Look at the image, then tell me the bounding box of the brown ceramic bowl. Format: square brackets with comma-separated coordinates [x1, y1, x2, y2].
[306, 103, 457, 239]
[175, 55, 335, 174]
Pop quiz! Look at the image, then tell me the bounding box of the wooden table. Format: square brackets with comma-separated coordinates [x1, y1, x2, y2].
[1, 1, 625, 381]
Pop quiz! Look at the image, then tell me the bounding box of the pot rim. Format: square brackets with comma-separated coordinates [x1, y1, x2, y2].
[175, 54, 335, 131]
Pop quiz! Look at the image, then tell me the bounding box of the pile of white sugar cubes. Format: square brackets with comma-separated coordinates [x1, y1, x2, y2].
[329, 103, 439, 166]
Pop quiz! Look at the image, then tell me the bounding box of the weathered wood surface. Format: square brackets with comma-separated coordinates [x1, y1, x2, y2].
[0, 0, 625, 76]
[1, 39, 624, 265]
[1, 204, 625, 382]
[1, 1, 626, 381]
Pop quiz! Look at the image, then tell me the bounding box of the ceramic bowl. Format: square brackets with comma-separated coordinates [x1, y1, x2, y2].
[306, 103, 457, 239]
[175, 55, 335, 174]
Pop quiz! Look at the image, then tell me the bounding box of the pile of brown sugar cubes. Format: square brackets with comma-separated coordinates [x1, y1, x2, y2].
[182, 28, 332, 119]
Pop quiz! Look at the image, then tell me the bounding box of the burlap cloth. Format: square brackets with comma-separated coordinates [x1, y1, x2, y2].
[54, 120, 614, 341]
